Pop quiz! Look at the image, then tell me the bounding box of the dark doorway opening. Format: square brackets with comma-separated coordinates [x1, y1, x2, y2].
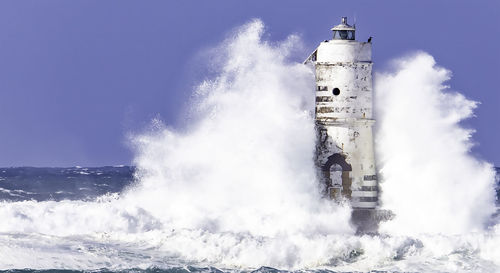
[321, 153, 352, 198]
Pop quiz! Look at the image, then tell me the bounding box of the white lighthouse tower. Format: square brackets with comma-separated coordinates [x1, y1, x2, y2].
[306, 17, 378, 209]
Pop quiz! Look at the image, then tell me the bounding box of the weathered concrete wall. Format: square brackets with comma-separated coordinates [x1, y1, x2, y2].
[313, 40, 378, 209]
[316, 41, 371, 63]
[315, 62, 373, 120]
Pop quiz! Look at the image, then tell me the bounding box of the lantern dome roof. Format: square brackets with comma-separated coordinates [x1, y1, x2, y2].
[331, 17, 355, 31]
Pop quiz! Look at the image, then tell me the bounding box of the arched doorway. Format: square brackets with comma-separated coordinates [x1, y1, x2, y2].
[321, 153, 352, 199]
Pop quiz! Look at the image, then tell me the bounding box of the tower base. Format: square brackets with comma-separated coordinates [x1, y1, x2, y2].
[350, 208, 394, 235]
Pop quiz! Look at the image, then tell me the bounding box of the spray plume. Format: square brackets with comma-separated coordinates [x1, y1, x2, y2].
[375, 52, 497, 235]
[127, 19, 353, 237]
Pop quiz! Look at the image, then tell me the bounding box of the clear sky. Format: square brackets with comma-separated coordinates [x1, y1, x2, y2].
[0, 0, 498, 167]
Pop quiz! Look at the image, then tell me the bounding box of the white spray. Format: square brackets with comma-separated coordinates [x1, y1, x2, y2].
[126, 19, 353, 238]
[374, 52, 497, 235]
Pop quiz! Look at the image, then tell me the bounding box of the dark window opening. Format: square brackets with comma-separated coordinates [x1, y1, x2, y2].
[333, 88, 340, 96]
[317, 86, 328, 91]
[311, 51, 317, 62]
[316, 96, 333, 102]
[363, 175, 377, 181]
[333, 30, 355, 40]
[361, 186, 378, 191]
[359, 196, 378, 202]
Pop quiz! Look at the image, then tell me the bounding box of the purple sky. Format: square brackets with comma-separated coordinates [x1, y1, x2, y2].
[0, 0, 498, 167]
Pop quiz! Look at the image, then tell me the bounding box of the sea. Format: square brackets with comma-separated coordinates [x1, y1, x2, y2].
[0, 167, 498, 273]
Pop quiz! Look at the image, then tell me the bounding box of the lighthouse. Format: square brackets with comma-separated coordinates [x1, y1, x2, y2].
[305, 17, 378, 209]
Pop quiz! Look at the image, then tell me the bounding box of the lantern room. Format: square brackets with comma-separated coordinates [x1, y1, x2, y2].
[331, 17, 355, 40]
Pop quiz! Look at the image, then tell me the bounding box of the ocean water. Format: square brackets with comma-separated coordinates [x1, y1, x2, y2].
[0, 166, 498, 214]
[0, 166, 135, 202]
[1, 20, 500, 273]
[0, 166, 498, 272]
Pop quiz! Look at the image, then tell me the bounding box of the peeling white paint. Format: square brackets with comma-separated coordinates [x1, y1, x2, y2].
[309, 18, 378, 209]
